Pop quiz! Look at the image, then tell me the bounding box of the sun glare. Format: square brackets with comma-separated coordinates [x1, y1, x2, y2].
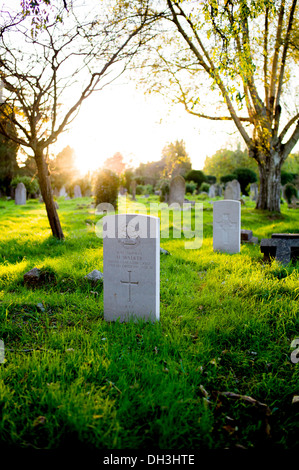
[54, 83, 241, 175]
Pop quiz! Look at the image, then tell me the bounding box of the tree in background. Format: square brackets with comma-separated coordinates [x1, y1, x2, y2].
[233, 168, 258, 195]
[123, 168, 135, 193]
[185, 169, 206, 191]
[161, 139, 191, 178]
[94, 169, 119, 209]
[103, 152, 126, 176]
[281, 152, 299, 174]
[0, 1, 155, 238]
[135, 159, 166, 186]
[203, 147, 258, 182]
[11, 175, 39, 198]
[0, 134, 19, 196]
[49, 146, 78, 191]
[220, 174, 237, 185]
[0, 104, 19, 195]
[137, 0, 299, 212]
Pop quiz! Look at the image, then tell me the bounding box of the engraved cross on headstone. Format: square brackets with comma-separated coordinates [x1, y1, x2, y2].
[215, 213, 237, 247]
[120, 270, 139, 302]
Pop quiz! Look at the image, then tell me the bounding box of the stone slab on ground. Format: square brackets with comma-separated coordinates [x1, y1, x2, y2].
[260, 233, 299, 265]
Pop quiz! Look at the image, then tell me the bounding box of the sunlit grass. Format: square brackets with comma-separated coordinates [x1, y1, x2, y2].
[0, 195, 298, 450]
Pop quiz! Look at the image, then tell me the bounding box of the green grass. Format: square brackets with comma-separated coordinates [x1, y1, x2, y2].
[0, 195, 298, 451]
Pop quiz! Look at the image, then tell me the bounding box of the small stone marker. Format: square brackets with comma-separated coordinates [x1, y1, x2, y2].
[59, 186, 67, 197]
[169, 175, 185, 207]
[241, 229, 258, 245]
[103, 213, 160, 322]
[23, 267, 55, 288]
[84, 269, 103, 286]
[260, 233, 299, 265]
[74, 185, 82, 198]
[15, 182, 26, 205]
[213, 200, 241, 254]
[209, 184, 222, 198]
[208, 185, 216, 198]
[224, 180, 241, 201]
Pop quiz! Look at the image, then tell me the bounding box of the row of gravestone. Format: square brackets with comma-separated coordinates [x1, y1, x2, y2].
[104, 202, 297, 322]
[52, 185, 86, 199]
[23, 200, 298, 324]
[172, 176, 299, 208]
[166, 176, 256, 205]
[14, 183, 86, 205]
[209, 180, 259, 201]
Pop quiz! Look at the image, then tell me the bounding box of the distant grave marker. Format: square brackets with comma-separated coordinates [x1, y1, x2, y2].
[59, 186, 67, 197]
[169, 175, 185, 207]
[209, 184, 222, 198]
[15, 182, 26, 205]
[103, 213, 160, 322]
[74, 185, 82, 198]
[224, 180, 241, 201]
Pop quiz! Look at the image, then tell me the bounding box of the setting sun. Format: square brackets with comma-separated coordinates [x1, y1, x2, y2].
[54, 82, 239, 175]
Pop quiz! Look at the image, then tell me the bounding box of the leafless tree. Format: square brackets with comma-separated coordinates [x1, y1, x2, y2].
[0, 0, 155, 238]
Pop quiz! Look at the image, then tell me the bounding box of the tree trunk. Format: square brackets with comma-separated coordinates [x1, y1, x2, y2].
[35, 149, 64, 240]
[256, 152, 282, 212]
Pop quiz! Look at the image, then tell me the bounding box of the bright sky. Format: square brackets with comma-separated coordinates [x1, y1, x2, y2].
[54, 81, 241, 175]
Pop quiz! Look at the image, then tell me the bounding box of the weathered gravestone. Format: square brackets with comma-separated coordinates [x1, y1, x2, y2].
[224, 180, 241, 201]
[260, 233, 299, 265]
[208, 185, 216, 198]
[15, 182, 26, 205]
[53, 187, 59, 198]
[213, 200, 241, 253]
[59, 186, 67, 197]
[74, 185, 82, 198]
[103, 213, 160, 322]
[215, 184, 222, 197]
[250, 183, 258, 201]
[289, 196, 299, 209]
[209, 184, 222, 198]
[169, 175, 185, 207]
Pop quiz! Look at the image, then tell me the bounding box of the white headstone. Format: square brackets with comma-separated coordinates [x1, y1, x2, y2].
[224, 180, 241, 200]
[213, 200, 241, 254]
[74, 185, 82, 198]
[103, 213, 160, 322]
[15, 182, 26, 205]
[169, 175, 185, 206]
